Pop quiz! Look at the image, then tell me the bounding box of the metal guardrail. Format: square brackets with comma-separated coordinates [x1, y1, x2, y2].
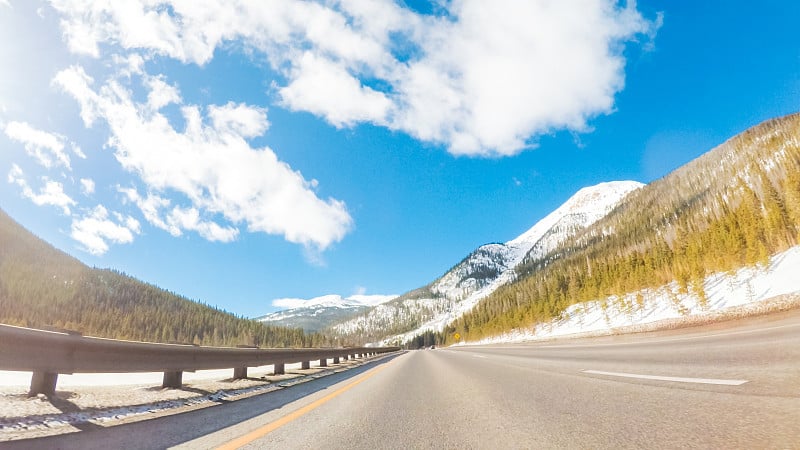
[0, 324, 399, 396]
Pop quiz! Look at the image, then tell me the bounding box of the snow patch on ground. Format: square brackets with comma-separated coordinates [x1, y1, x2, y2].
[467, 245, 800, 345]
[0, 363, 304, 387]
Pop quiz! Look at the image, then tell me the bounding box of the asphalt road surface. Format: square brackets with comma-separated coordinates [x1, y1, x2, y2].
[9, 310, 800, 449]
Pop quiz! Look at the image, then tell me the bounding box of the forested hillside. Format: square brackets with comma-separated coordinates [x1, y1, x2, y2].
[445, 113, 800, 343]
[0, 209, 330, 347]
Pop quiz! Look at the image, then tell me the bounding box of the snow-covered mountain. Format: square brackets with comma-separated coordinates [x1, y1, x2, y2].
[330, 181, 644, 344]
[256, 294, 397, 333]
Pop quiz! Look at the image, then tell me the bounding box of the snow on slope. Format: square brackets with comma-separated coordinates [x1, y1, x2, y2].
[263, 294, 396, 317]
[256, 294, 397, 332]
[470, 245, 800, 345]
[333, 181, 643, 344]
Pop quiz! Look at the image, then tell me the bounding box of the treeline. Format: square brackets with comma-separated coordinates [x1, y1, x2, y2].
[0, 209, 333, 347]
[403, 330, 444, 349]
[442, 113, 800, 344]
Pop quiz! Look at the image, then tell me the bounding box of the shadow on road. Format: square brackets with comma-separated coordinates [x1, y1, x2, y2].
[3, 353, 404, 450]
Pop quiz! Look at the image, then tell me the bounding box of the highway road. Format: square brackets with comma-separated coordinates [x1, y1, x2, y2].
[7, 310, 800, 449]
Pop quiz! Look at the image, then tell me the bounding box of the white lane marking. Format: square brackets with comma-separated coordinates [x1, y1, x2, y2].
[582, 369, 748, 386]
[472, 355, 488, 359]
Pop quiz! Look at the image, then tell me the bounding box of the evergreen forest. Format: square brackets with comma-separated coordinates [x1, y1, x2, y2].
[0, 208, 333, 348]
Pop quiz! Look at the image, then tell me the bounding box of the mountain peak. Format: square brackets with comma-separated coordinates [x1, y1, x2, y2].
[564, 181, 645, 212]
[331, 180, 643, 344]
[508, 180, 643, 250]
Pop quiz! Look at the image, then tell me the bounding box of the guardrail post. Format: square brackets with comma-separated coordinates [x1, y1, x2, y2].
[301, 361, 310, 369]
[233, 367, 248, 379]
[29, 371, 58, 397]
[163, 371, 183, 388]
[333, 356, 340, 364]
[274, 363, 285, 375]
[319, 358, 327, 367]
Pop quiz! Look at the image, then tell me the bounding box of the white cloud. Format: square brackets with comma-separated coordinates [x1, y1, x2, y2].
[71, 142, 87, 159]
[279, 52, 392, 127]
[8, 165, 77, 214]
[395, 0, 661, 156]
[55, 65, 352, 250]
[119, 187, 176, 235]
[144, 74, 181, 110]
[112, 53, 146, 78]
[166, 206, 239, 242]
[7, 163, 23, 184]
[28, 181, 76, 214]
[70, 205, 139, 255]
[271, 297, 311, 309]
[4, 121, 71, 169]
[80, 178, 95, 194]
[120, 187, 237, 243]
[48, 0, 659, 156]
[208, 102, 269, 139]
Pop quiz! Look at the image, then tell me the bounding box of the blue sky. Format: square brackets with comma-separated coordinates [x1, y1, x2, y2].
[1, 0, 798, 318]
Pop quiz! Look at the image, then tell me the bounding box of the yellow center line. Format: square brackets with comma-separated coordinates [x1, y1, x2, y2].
[216, 363, 392, 450]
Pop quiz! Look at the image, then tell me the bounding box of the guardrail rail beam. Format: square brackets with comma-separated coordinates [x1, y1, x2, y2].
[0, 323, 400, 394]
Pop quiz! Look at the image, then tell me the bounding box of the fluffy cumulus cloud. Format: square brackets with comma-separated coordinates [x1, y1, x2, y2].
[48, 0, 660, 156]
[279, 51, 393, 128]
[70, 205, 140, 255]
[6, 0, 656, 254]
[54, 66, 352, 250]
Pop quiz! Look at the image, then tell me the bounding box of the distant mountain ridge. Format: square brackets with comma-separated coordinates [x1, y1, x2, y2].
[256, 294, 397, 333]
[328, 180, 643, 344]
